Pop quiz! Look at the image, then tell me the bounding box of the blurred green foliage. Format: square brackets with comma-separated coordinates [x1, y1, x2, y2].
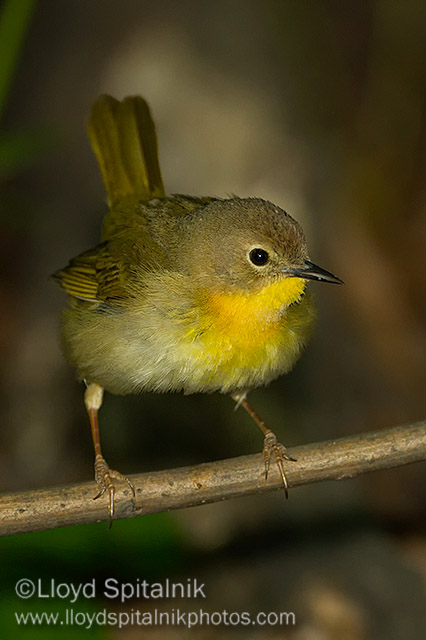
[0, 0, 57, 181]
[1, 515, 189, 638]
[0, 0, 36, 119]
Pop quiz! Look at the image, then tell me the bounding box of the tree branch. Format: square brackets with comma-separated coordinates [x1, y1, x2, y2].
[1, 421, 425, 536]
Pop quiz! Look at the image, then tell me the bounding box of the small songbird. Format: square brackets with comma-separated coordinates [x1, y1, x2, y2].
[53, 95, 342, 521]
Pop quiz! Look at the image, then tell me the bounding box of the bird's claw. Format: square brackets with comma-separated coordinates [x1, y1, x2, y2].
[263, 431, 296, 498]
[93, 455, 135, 526]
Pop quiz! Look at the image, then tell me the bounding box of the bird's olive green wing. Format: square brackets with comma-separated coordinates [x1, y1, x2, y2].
[52, 195, 222, 302]
[52, 242, 131, 303]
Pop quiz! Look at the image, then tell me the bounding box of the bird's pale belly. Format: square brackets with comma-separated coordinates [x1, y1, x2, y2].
[62, 279, 315, 395]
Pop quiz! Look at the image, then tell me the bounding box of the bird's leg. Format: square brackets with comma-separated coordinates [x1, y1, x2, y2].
[84, 382, 135, 525]
[231, 392, 296, 498]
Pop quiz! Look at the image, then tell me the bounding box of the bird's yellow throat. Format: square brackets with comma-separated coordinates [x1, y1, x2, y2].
[193, 276, 307, 350]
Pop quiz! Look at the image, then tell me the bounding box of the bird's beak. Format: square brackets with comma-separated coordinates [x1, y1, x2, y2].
[283, 260, 343, 284]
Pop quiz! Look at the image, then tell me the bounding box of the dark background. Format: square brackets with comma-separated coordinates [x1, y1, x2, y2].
[1, 1, 425, 638]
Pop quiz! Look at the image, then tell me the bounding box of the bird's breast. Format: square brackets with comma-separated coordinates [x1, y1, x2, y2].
[174, 277, 313, 392]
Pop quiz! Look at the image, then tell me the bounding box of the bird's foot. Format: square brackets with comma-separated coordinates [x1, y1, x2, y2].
[263, 430, 296, 498]
[93, 454, 135, 526]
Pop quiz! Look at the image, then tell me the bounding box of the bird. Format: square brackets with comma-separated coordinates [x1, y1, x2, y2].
[53, 95, 342, 522]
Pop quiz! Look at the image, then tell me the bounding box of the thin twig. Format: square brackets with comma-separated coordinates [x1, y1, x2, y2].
[0, 421, 425, 536]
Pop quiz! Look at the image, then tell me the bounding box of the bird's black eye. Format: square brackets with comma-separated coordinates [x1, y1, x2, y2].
[249, 248, 269, 266]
